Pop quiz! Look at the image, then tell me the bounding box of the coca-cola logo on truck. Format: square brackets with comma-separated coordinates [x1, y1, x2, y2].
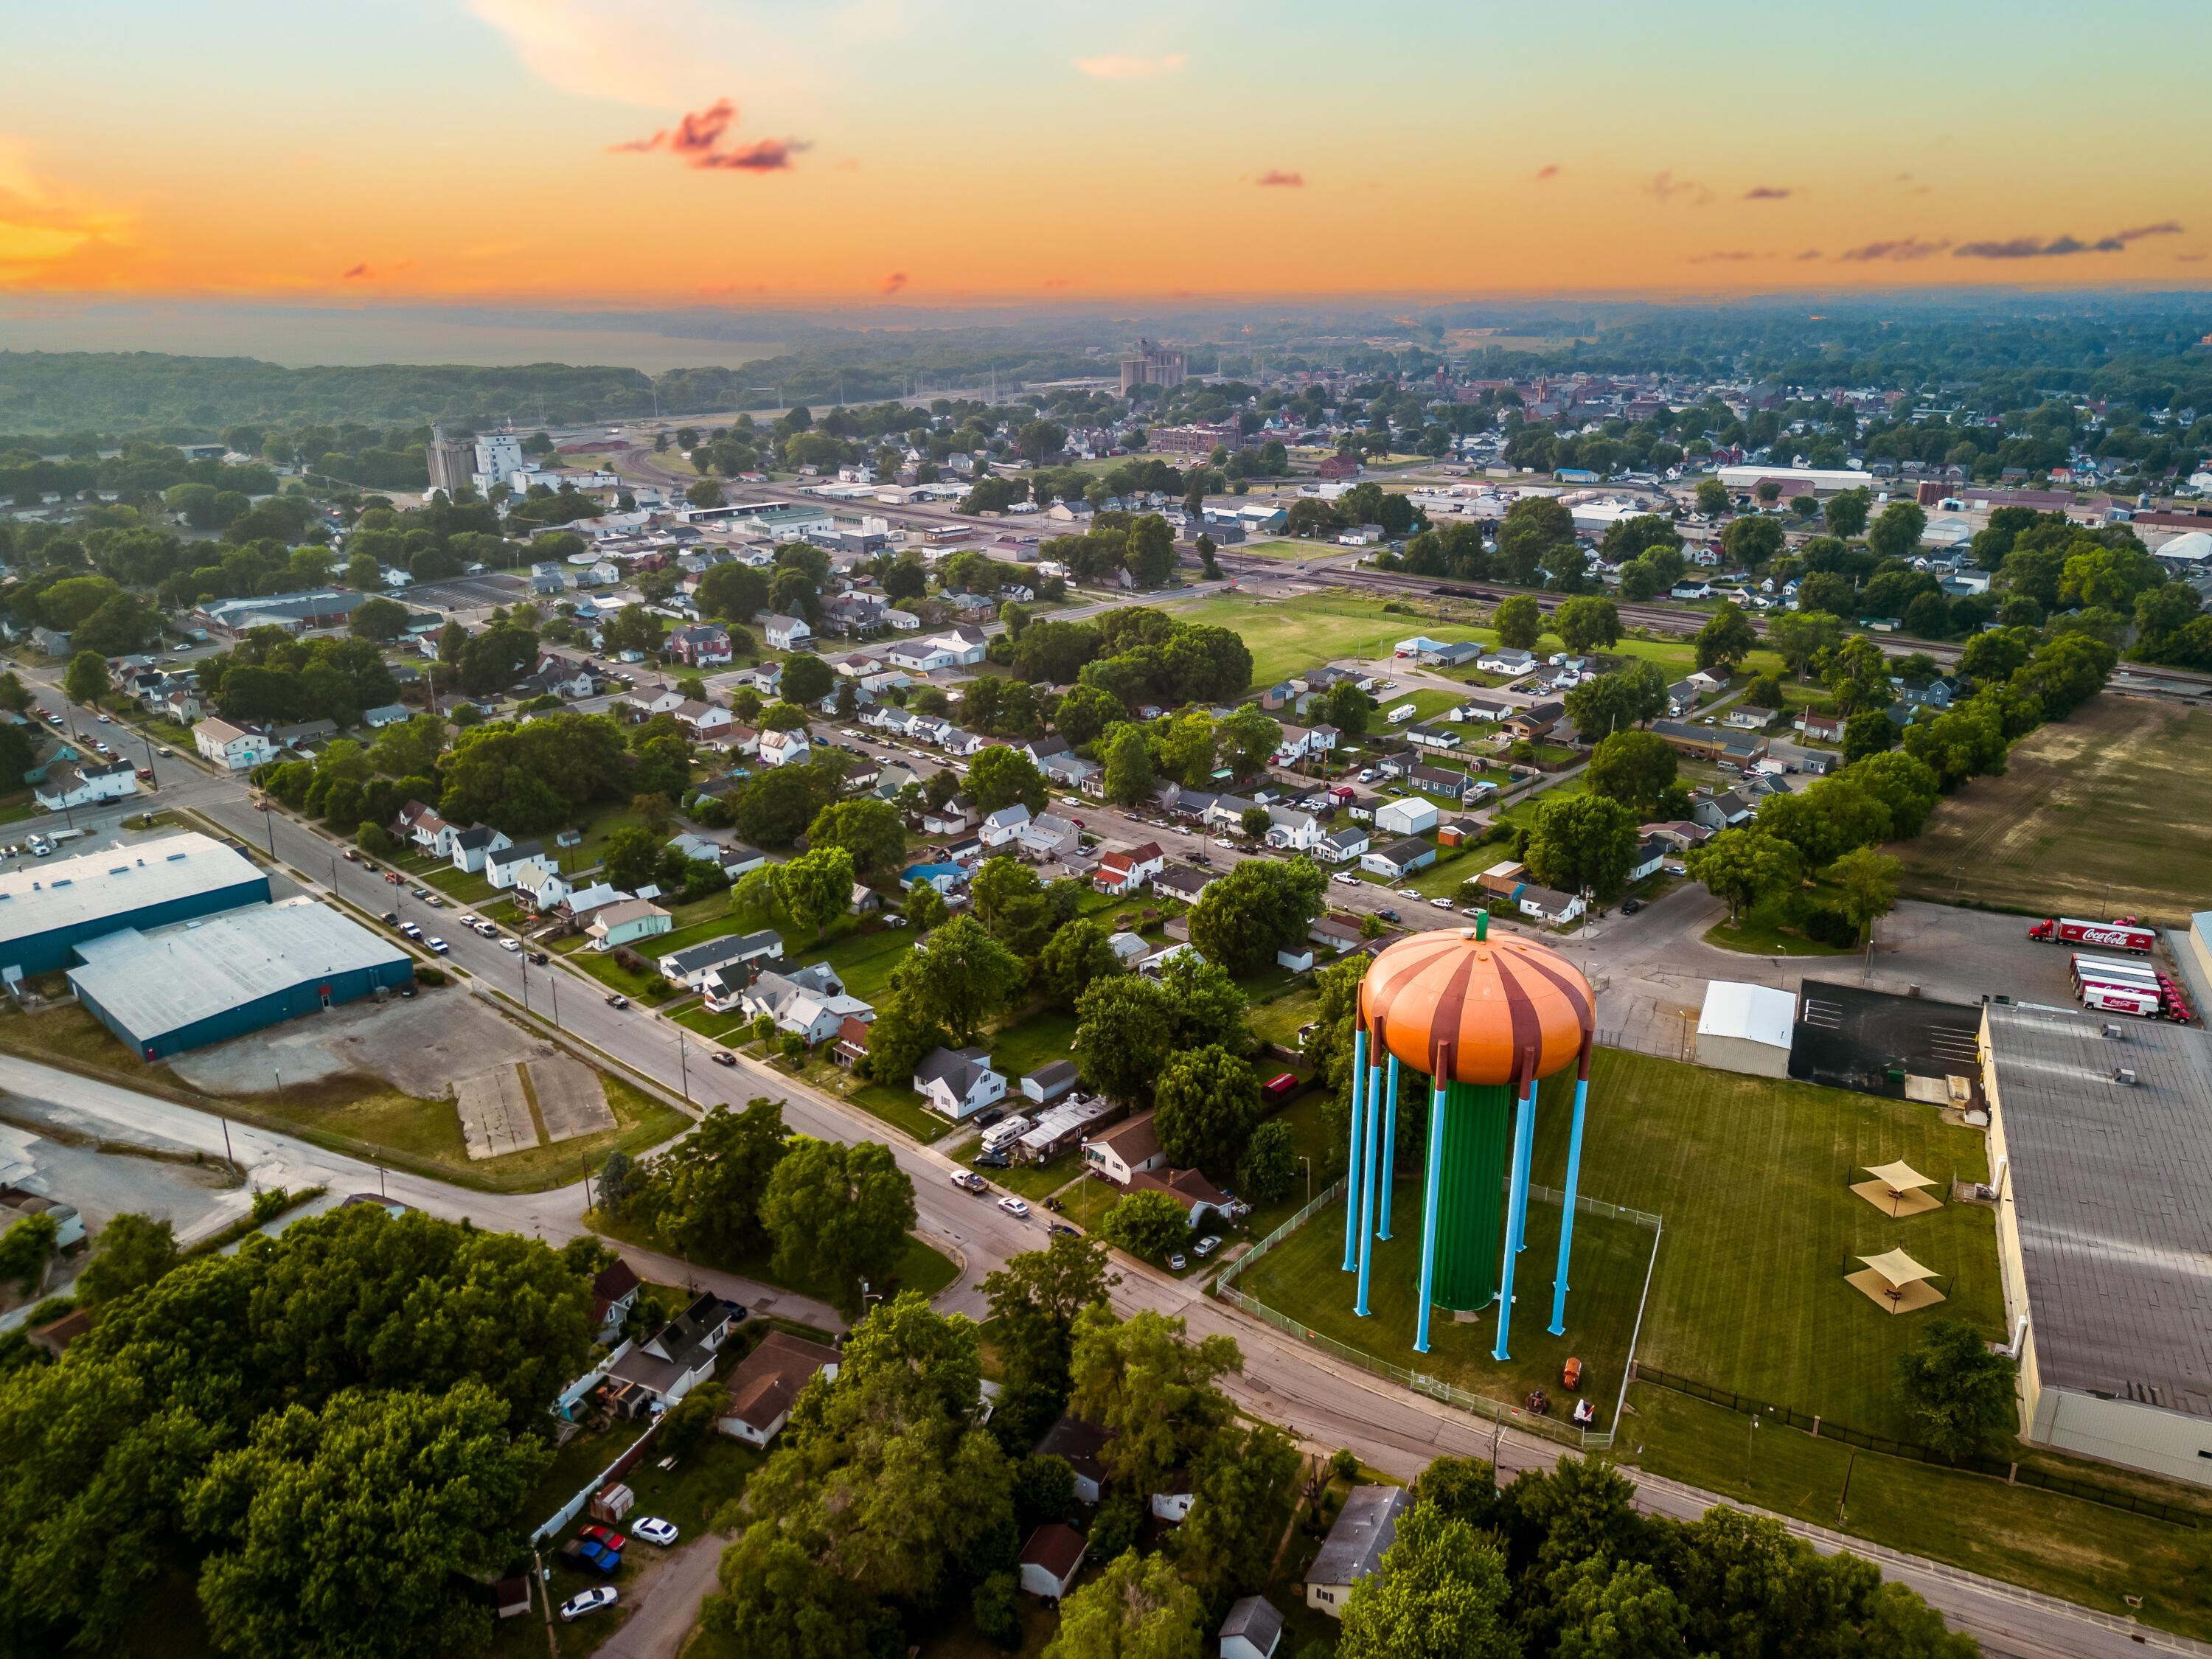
[2077, 925, 2145, 947]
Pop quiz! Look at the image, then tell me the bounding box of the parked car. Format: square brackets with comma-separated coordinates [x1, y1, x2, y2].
[1168, 1253, 1188, 1271]
[1213, 837, 1235, 849]
[1377, 908, 1401, 924]
[560, 1588, 619, 1622]
[973, 1150, 1011, 1169]
[710, 1050, 737, 1067]
[500, 936, 521, 951]
[974, 1106, 1006, 1130]
[1430, 897, 1455, 909]
[1193, 1234, 1222, 1259]
[606, 993, 629, 1009]
[425, 937, 449, 955]
[400, 922, 422, 939]
[563, 1540, 621, 1576]
[528, 950, 549, 964]
[1332, 872, 1360, 886]
[997, 1196, 1030, 1218]
[951, 1170, 988, 1192]
[1048, 1222, 1079, 1237]
[1620, 897, 1644, 914]
[632, 1517, 679, 1548]
[579, 1524, 627, 1551]
[1190, 851, 1211, 867]
[1397, 888, 1422, 900]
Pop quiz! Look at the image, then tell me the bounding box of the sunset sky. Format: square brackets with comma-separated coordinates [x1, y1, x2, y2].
[3, 0, 2208, 305]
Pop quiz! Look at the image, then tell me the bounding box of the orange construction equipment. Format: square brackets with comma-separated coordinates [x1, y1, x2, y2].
[1562, 1357, 1584, 1391]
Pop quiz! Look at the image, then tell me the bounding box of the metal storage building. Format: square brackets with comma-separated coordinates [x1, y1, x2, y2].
[69, 897, 414, 1060]
[1695, 980, 1796, 1077]
[0, 832, 268, 982]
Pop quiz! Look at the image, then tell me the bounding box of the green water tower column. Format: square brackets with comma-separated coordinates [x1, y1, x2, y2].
[1429, 1079, 1512, 1312]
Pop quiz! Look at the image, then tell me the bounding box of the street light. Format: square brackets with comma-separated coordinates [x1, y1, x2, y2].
[1297, 1155, 1312, 1208]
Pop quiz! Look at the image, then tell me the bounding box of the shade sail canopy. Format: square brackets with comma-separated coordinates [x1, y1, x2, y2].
[1858, 1248, 1938, 1287]
[1359, 928, 1593, 1089]
[1864, 1160, 1936, 1192]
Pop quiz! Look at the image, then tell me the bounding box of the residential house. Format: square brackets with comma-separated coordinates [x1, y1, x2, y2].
[1042, 752, 1101, 794]
[763, 614, 813, 652]
[1648, 720, 1730, 762]
[979, 804, 1032, 848]
[1032, 1413, 1113, 1503]
[1309, 914, 1367, 954]
[589, 1259, 641, 1342]
[1360, 837, 1437, 880]
[1220, 1597, 1286, 1659]
[1627, 835, 1668, 883]
[667, 623, 734, 667]
[361, 703, 411, 728]
[1318, 827, 1370, 864]
[1477, 646, 1537, 675]
[1405, 725, 1462, 752]
[830, 1015, 874, 1069]
[1643, 820, 1714, 854]
[1127, 1166, 1234, 1228]
[1516, 883, 1585, 926]
[1264, 807, 1325, 852]
[742, 964, 874, 1044]
[1307, 1487, 1412, 1618]
[1693, 790, 1755, 831]
[758, 727, 811, 768]
[1665, 679, 1701, 717]
[1093, 841, 1166, 895]
[448, 824, 513, 874]
[1085, 1110, 1168, 1186]
[33, 758, 137, 813]
[1457, 691, 1517, 723]
[1018, 1525, 1086, 1601]
[193, 718, 275, 771]
[586, 899, 673, 952]
[1019, 813, 1082, 861]
[658, 930, 783, 992]
[1150, 864, 1215, 903]
[484, 840, 548, 889]
[717, 1329, 842, 1447]
[600, 1293, 740, 1411]
[1502, 700, 1565, 741]
[1374, 797, 1439, 838]
[1408, 764, 1468, 801]
[922, 796, 975, 835]
[673, 700, 736, 740]
[914, 1046, 1007, 1120]
[1794, 710, 1846, 744]
[1724, 703, 1777, 731]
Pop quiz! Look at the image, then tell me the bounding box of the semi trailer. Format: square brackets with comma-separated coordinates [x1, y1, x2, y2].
[2028, 916, 2155, 954]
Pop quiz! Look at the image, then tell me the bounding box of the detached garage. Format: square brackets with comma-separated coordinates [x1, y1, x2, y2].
[1696, 981, 1795, 1077]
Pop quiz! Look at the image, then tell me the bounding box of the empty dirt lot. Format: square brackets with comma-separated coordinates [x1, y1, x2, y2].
[1893, 693, 2212, 925]
[170, 988, 546, 1099]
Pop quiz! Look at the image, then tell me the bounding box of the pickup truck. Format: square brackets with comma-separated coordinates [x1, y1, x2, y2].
[560, 1540, 622, 1576]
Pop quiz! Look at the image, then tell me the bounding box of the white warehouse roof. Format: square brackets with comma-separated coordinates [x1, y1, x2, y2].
[1697, 981, 1797, 1051]
[0, 832, 262, 957]
[2154, 529, 2212, 565]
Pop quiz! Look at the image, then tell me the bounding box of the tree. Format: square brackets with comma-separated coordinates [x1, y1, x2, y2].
[1496, 497, 1574, 587]
[706, 1527, 904, 1659]
[1584, 729, 1678, 817]
[1842, 708, 1896, 763]
[888, 913, 1027, 1043]
[1686, 827, 1800, 924]
[601, 824, 667, 893]
[1693, 602, 1756, 673]
[63, 650, 110, 706]
[347, 596, 408, 642]
[736, 759, 846, 847]
[1234, 1118, 1298, 1205]
[1037, 918, 1121, 1009]
[1820, 635, 1893, 713]
[1563, 664, 1666, 742]
[1338, 1499, 1515, 1659]
[1524, 793, 1641, 900]
[687, 478, 726, 508]
[187, 1382, 549, 1659]
[1073, 974, 1177, 1102]
[1766, 610, 1844, 679]
[1100, 724, 1155, 807]
[630, 1098, 790, 1264]
[782, 653, 834, 706]
[759, 1137, 917, 1307]
[1187, 857, 1326, 975]
[1239, 804, 1273, 843]
[780, 845, 857, 942]
[1720, 513, 1785, 570]
[1099, 1190, 1190, 1263]
[1124, 513, 1178, 588]
[1493, 594, 1543, 650]
[967, 747, 1048, 815]
[1868, 500, 1929, 562]
[0, 672, 28, 714]
[1152, 1046, 1261, 1178]
[1554, 596, 1621, 654]
[1829, 846, 1902, 944]
[76, 1211, 178, 1306]
[1824, 486, 1872, 539]
[1694, 476, 1730, 515]
[1893, 1318, 2018, 1461]
[806, 798, 905, 881]
[1550, 1556, 1692, 1659]
[1067, 1305, 1239, 1495]
[1319, 676, 1373, 737]
[0, 1214, 55, 1296]
[1042, 1551, 1202, 1659]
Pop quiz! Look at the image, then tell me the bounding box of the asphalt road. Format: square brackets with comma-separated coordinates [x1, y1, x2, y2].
[15, 668, 2208, 1659]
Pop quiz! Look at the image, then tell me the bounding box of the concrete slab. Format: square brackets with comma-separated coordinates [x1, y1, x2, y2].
[456, 1065, 540, 1161]
[529, 1054, 615, 1144]
[170, 986, 545, 1100]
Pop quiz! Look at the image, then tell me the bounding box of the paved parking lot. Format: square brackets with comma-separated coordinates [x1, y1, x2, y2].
[405, 572, 527, 611]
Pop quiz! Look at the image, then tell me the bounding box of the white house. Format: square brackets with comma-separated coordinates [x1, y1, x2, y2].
[658, 929, 783, 991]
[1018, 1524, 1086, 1601]
[914, 1046, 1006, 1119]
[1318, 827, 1370, 863]
[979, 803, 1032, 847]
[194, 718, 274, 771]
[586, 899, 672, 952]
[758, 728, 812, 768]
[484, 840, 549, 889]
[1085, 1111, 1167, 1186]
[1263, 807, 1324, 852]
[716, 1330, 841, 1447]
[1220, 1597, 1285, 1659]
[1092, 841, 1166, 895]
[741, 963, 874, 1044]
[448, 824, 513, 874]
[33, 758, 138, 813]
[763, 614, 813, 651]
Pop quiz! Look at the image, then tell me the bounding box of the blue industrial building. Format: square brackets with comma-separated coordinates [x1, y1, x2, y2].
[0, 832, 268, 982]
[69, 897, 414, 1060]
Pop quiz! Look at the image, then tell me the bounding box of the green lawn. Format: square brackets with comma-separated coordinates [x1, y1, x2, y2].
[1164, 591, 1486, 686]
[796, 1058, 953, 1143]
[1236, 1178, 1656, 1429]
[1703, 908, 1855, 958]
[1621, 1385, 2212, 1644]
[1540, 1050, 1997, 1440]
[1495, 772, 1589, 830]
[1377, 688, 1465, 724]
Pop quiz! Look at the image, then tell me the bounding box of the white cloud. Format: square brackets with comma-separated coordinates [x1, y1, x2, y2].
[1073, 52, 1189, 80]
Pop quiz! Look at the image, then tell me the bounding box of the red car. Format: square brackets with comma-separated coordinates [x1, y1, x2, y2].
[578, 1523, 627, 1552]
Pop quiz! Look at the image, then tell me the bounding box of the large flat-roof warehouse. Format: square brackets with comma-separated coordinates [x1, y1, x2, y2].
[0, 832, 269, 981]
[1979, 1001, 2212, 1486]
[69, 897, 414, 1060]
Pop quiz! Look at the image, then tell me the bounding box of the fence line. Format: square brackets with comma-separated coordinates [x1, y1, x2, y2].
[1630, 1363, 2204, 1529]
[1217, 1176, 1660, 1453]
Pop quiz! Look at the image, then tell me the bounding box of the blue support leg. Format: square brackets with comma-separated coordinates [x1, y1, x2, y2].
[1512, 1082, 1535, 1252]
[1492, 1085, 1534, 1363]
[1378, 1053, 1401, 1240]
[1354, 1060, 1383, 1316]
[1342, 1030, 1367, 1273]
[1413, 1079, 1447, 1355]
[1548, 1076, 1590, 1336]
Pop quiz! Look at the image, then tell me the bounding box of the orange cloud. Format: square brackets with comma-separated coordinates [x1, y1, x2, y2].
[1257, 170, 1304, 188]
[1534, 164, 1559, 181]
[1744, 186, 1792, 200]
[880, 271, 908, 293]
[0, 136, 136, 290]
[611, 100, 809, 172]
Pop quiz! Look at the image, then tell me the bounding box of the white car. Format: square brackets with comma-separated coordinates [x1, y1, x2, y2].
[500, 937, 521, 952]
[998, 1196, 1031, 1218]
[426, 937, 449, 954]
[1332, 872, 1361, 886]
[1213, 837, 1236, 849]
[1430, 897, 1455, 909]
[458, 914, 479, 926]
[633, 1516, 680, 1547]
[1193, 1234, 1222, 1258]
[1168, 1253, 1188, 1271]
[560, 1587, 618, 1622]
[1398, 888, 1422, 900]
[1357, 768, 1377, 782]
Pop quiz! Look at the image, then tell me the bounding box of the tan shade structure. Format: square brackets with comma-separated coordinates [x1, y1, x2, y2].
[1846, 1247, 1947, 1314]
[1851, 1160, 1944, 1218]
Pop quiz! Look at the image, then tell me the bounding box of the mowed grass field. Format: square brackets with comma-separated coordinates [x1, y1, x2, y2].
[1237, 1047, 1999, 1443]
[1894, 693, 2212, 925]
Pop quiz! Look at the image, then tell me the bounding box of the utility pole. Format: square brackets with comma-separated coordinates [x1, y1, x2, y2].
[677, 1031, 689, 1101]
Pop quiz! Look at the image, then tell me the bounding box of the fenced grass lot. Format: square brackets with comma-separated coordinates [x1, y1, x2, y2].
[1895, 693, 2212, 924]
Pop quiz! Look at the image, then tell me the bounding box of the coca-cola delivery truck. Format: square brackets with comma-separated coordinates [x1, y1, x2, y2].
[2080, 981, 2164, 1019]
[2028, 917, 2155, 953]
[2070, 953, 2194, 1022]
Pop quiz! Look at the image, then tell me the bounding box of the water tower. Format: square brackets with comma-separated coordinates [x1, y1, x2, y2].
[1342, 916, 1596, 1357]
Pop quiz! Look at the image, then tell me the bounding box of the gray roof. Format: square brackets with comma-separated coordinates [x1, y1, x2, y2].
[1984, 1004, 2212, 1418]
[1220, 1596, 1284, 1651]
[916, 1044, 995, 1093]
[67, 897, 409, 1043]
[1376, 837, 1433, 865]
[1025, 1059, 1079, 1091]
[0, 832, 264, 962]
[661, 930, 781, 977]
[1309, 1486, 1409, 1587]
